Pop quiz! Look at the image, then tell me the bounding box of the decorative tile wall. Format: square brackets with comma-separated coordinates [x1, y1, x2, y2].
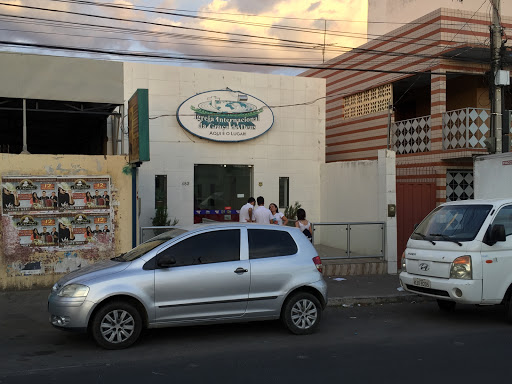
[392, 115, 431, 154]
[443, 108, 490, 150]
[446, 170, 474, 201]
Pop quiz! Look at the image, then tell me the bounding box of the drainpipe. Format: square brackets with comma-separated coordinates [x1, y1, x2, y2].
[387, 103, 393, 150]
[132, 166, 137, 248]
[21, 99, 30, 154]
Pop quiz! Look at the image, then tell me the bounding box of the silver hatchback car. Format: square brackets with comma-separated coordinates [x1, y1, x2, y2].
[48, 223, 327, 349]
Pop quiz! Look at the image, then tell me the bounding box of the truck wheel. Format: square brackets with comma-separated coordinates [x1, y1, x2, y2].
[437, 299, 456, 312]
[91, 301, 142, 349]
[505, 298, 512, 323]
[282, 292, 322, 335]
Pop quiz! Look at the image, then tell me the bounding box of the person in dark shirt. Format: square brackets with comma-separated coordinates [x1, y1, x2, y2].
[2, 184, 20, 209]
[50, 192, 58, 208]
[103, 191, 110, 207]
[58, 221, 75, 242]
[103, 225, 110, 233]
[57, 184, 74, 208]
[93, 224, 102, 234]
[51, 227, 58, 243]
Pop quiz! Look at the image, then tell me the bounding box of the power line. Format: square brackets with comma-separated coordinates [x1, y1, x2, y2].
[0, 13, 492, 65]
[0, 39, 483, 77]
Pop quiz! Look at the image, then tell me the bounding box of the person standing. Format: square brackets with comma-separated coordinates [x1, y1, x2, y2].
[269, 203, 288, 226]
[239, 197, 256, 222]
[253, 196, 273, 224]
[295, 208, 313, 242]
[2, 183, 20, 209]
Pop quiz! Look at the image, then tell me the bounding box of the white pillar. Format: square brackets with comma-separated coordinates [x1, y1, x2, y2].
[378, 149, 397, 274]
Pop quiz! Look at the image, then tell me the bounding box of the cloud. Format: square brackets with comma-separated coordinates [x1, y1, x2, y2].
[307, 1, 322, 12]
[0, 0, 369, 74]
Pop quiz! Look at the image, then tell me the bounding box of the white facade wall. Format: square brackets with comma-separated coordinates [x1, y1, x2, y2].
[123, 63, 326, 227]
[320, 150, 397, 273]
[368, 1, 512, 36]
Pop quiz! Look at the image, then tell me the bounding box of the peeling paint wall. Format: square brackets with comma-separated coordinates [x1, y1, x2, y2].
[0, 154, 132, 290]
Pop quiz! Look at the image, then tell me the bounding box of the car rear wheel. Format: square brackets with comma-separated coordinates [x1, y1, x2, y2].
[91, 301, 142, 349]
[437, 299, 456, 312]
[282, 292, 322, 335]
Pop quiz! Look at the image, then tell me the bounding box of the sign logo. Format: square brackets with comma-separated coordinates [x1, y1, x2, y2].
[71, 214, 91, 224]
[71, 179, 91, 190]
[419, 263, 430, 271]
[16, 179, 37, 191]
[177, 90, 274, 142]
[16, 215, 38, 227]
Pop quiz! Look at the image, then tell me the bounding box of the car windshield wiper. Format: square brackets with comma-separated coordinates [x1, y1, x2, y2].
[413, 232, 436, 245]
[429, 233, 462, 246]
[111, 253, 126, 262]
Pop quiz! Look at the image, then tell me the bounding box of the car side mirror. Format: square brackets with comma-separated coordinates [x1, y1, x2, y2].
[485, 224, 506, 246]
[157, 254, 176, 268]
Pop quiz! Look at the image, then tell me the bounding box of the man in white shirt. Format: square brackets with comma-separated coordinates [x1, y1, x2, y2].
[253, 196, 273, 224]
[239, 197, 256, 222]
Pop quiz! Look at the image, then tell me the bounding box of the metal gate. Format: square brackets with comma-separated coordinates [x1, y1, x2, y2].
[396, 182, 436, 269]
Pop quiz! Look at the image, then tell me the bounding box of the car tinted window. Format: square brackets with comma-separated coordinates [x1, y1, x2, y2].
[248, 229, 298, 259]
[493, 205, 512, 237]
[158, 229, 240, 267]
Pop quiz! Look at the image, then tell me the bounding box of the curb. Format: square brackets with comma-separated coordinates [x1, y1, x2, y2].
[327, 294, 435, 307]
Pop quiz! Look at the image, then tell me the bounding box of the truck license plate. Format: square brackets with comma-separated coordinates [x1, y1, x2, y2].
[413, 278, 431, 288]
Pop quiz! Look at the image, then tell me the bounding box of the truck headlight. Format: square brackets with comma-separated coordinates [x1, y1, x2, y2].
[450, 256, 472, 280]
[401, 252, 407, 272]
[57, 284, 89, 297]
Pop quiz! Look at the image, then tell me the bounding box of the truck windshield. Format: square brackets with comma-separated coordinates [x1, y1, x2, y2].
[411, 204, 492, 243]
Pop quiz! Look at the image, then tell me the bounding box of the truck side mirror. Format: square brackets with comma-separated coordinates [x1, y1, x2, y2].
[485, 224, 506, 246]
[492, 224, 506, 243]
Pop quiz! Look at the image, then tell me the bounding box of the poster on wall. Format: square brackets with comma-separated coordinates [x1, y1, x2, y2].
[12, 212, 112, 247]
[1, 177, 111, 214]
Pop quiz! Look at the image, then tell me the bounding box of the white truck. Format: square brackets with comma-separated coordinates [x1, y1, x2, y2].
[399, 153, 512, 317]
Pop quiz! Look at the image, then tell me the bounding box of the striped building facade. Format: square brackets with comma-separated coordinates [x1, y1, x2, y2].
[302, 7, 512, 205]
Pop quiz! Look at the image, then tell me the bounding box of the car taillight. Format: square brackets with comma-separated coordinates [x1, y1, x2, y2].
[313, 256, 323, 273]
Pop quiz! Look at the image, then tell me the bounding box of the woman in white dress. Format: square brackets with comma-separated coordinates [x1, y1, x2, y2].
[269, 203, 288, 226]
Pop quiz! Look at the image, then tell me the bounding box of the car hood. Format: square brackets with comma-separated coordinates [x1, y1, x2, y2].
[56, 260, 130, 286]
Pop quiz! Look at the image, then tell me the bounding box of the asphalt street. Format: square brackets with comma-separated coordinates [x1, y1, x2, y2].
[2, 298, 512, 384]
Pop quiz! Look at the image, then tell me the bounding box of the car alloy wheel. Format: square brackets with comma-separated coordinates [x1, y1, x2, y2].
[100, 309, 135, 343]
[282, 292, 322, 335]
[91, 301, 142, 349]
[291, 299, 318, 329]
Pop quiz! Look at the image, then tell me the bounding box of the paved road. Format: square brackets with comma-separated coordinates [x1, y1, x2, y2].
[1, 299, 512, 383]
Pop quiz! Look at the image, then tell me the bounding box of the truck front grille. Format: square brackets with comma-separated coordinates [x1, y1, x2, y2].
[406, 285, 450, 297]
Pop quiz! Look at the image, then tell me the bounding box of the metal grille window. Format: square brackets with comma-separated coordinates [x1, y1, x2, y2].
[155, 175, 167, 208]
[279, 177, 289, 208]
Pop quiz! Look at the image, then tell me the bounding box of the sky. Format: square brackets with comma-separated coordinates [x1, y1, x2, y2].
[0, 0, 369, 75]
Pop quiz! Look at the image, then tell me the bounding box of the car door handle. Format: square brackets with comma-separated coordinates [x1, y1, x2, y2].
[234, 267, 248, 274]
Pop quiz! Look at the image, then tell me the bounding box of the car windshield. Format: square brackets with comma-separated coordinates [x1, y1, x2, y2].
[411, 204, 492, 243]
[114, 228, 188, 262]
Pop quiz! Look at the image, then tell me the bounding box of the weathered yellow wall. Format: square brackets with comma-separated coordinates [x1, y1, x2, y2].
[0, 154, 132, 290]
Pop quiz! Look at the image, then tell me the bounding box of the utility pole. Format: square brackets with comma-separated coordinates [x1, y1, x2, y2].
[490, 0, 503, 153]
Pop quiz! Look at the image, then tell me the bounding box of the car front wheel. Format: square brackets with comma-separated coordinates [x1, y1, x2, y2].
[91, 301, 142, 349]
[282, 292, 322, 335]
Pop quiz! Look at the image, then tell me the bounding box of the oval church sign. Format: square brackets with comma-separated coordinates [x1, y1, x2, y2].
[176, 90, 274, 142]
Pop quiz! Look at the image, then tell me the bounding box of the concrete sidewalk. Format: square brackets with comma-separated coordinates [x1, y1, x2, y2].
[0, 274, 428, 314]
[325, 273, 431, 306]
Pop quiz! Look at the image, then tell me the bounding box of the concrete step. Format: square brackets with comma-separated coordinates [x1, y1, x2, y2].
[322, 258, 386, 276]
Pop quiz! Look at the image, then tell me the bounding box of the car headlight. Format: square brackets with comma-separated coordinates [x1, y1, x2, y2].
[450, 255, 472, 280]
[57, 284, 90, 297]
[401, 252, 407, 272]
